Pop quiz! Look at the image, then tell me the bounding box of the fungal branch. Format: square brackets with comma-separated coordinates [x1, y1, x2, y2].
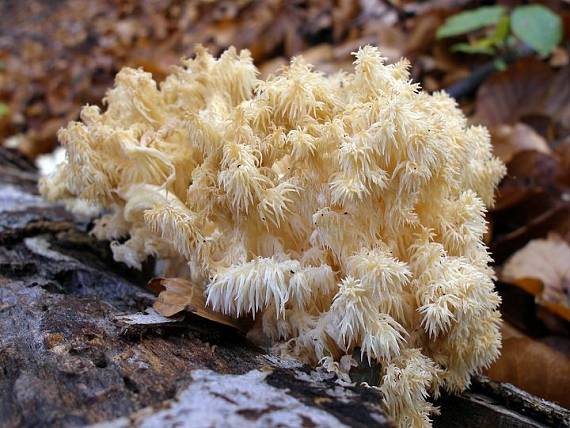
[41, 45, 505, 427]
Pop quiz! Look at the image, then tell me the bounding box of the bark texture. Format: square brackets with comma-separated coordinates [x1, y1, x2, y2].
[0, 148, 390, 428]
[0, 147, 568, 428]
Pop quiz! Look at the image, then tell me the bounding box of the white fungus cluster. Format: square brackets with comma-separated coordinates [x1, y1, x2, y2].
[41, 46, 506, 427]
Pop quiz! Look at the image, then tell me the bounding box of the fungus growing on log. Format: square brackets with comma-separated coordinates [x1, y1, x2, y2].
[40, 45, 505, 427]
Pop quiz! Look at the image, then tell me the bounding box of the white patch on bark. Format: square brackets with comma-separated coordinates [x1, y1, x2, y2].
[0, 184, 49, 213]
[143, 369, 349, 428]
[114, 308, 184, 325]
[93, 369, 350, 428]
[24, 236, 75, 262]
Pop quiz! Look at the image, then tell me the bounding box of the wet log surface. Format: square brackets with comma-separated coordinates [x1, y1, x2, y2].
[0, 147, 568, 428]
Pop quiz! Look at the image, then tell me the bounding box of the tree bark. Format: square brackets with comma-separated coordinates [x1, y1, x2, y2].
[0, 148, 390, 428]
[0, 147, 568, 428]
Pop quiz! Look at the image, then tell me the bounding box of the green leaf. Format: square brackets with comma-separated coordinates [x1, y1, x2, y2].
[437, 6, 506, 39]
[511, 5, 562, 57]
[491, 15, 510, 45]
[0, 103, 8, 118]
[494, 58, 508, 71]
[451, 43, 495, 55]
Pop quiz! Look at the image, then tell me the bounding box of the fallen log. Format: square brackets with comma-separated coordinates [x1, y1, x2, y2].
[0, 147, 568, 428]
[0, 147, 390, 428]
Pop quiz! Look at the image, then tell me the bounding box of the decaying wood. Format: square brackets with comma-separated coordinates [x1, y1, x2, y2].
[0, 147, 390, 427]
[463, 377, 570, 427]
[0, 147, 569, 428]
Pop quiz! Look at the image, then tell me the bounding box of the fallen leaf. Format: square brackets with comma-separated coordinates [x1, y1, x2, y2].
[502, 233, 570, 308]
[491, 203, 570, 265]
[485, 334, 570, 408]
[405, 11, 444, 55]
[494, 150, 562, 213]
[554, 137, 570, 186]
[491, 123, 551, 164]
[475, 58, 554, 127]
[150, 277, 247, 330]
[542, 64, 570, 131]
[475, 59, 570, 146]
[361, 21, 407, 62]
[490, 145, 570, 263]
[1, 0, 375, 157]
[550, 46, 569, 68]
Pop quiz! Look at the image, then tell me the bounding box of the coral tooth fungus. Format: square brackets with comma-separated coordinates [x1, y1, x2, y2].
[41, 45, 505, 427]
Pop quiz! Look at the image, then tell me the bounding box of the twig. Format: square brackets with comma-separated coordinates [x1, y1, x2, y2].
[445, 45, 535, 99]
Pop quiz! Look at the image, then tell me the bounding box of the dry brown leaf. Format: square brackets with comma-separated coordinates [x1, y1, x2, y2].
[1, 0, 373, 157]
[475, 59, 554, 127]
[502, 234, 570, 308]
[258, 57, 289, 79]
[331, 0, 360, 41]
[150, 277, 247, 331]
[491, 203, 570, 265]
[542, 65, 570, 131]
[294, 45, 335, 69]
[550, 47, 570, 68]
[404, 11, 443, 56]
[500, 321, 525, 341]
[542, 301, 570, 326]
[485, 334, 570, 408]
[476, 60, 570, 146]
[491, 123, 551, 164]
[494, 150, 561, 213]
[490, 149, 567, 259]
[361, 22, 407, 62]
[555, 138, 570, 176]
